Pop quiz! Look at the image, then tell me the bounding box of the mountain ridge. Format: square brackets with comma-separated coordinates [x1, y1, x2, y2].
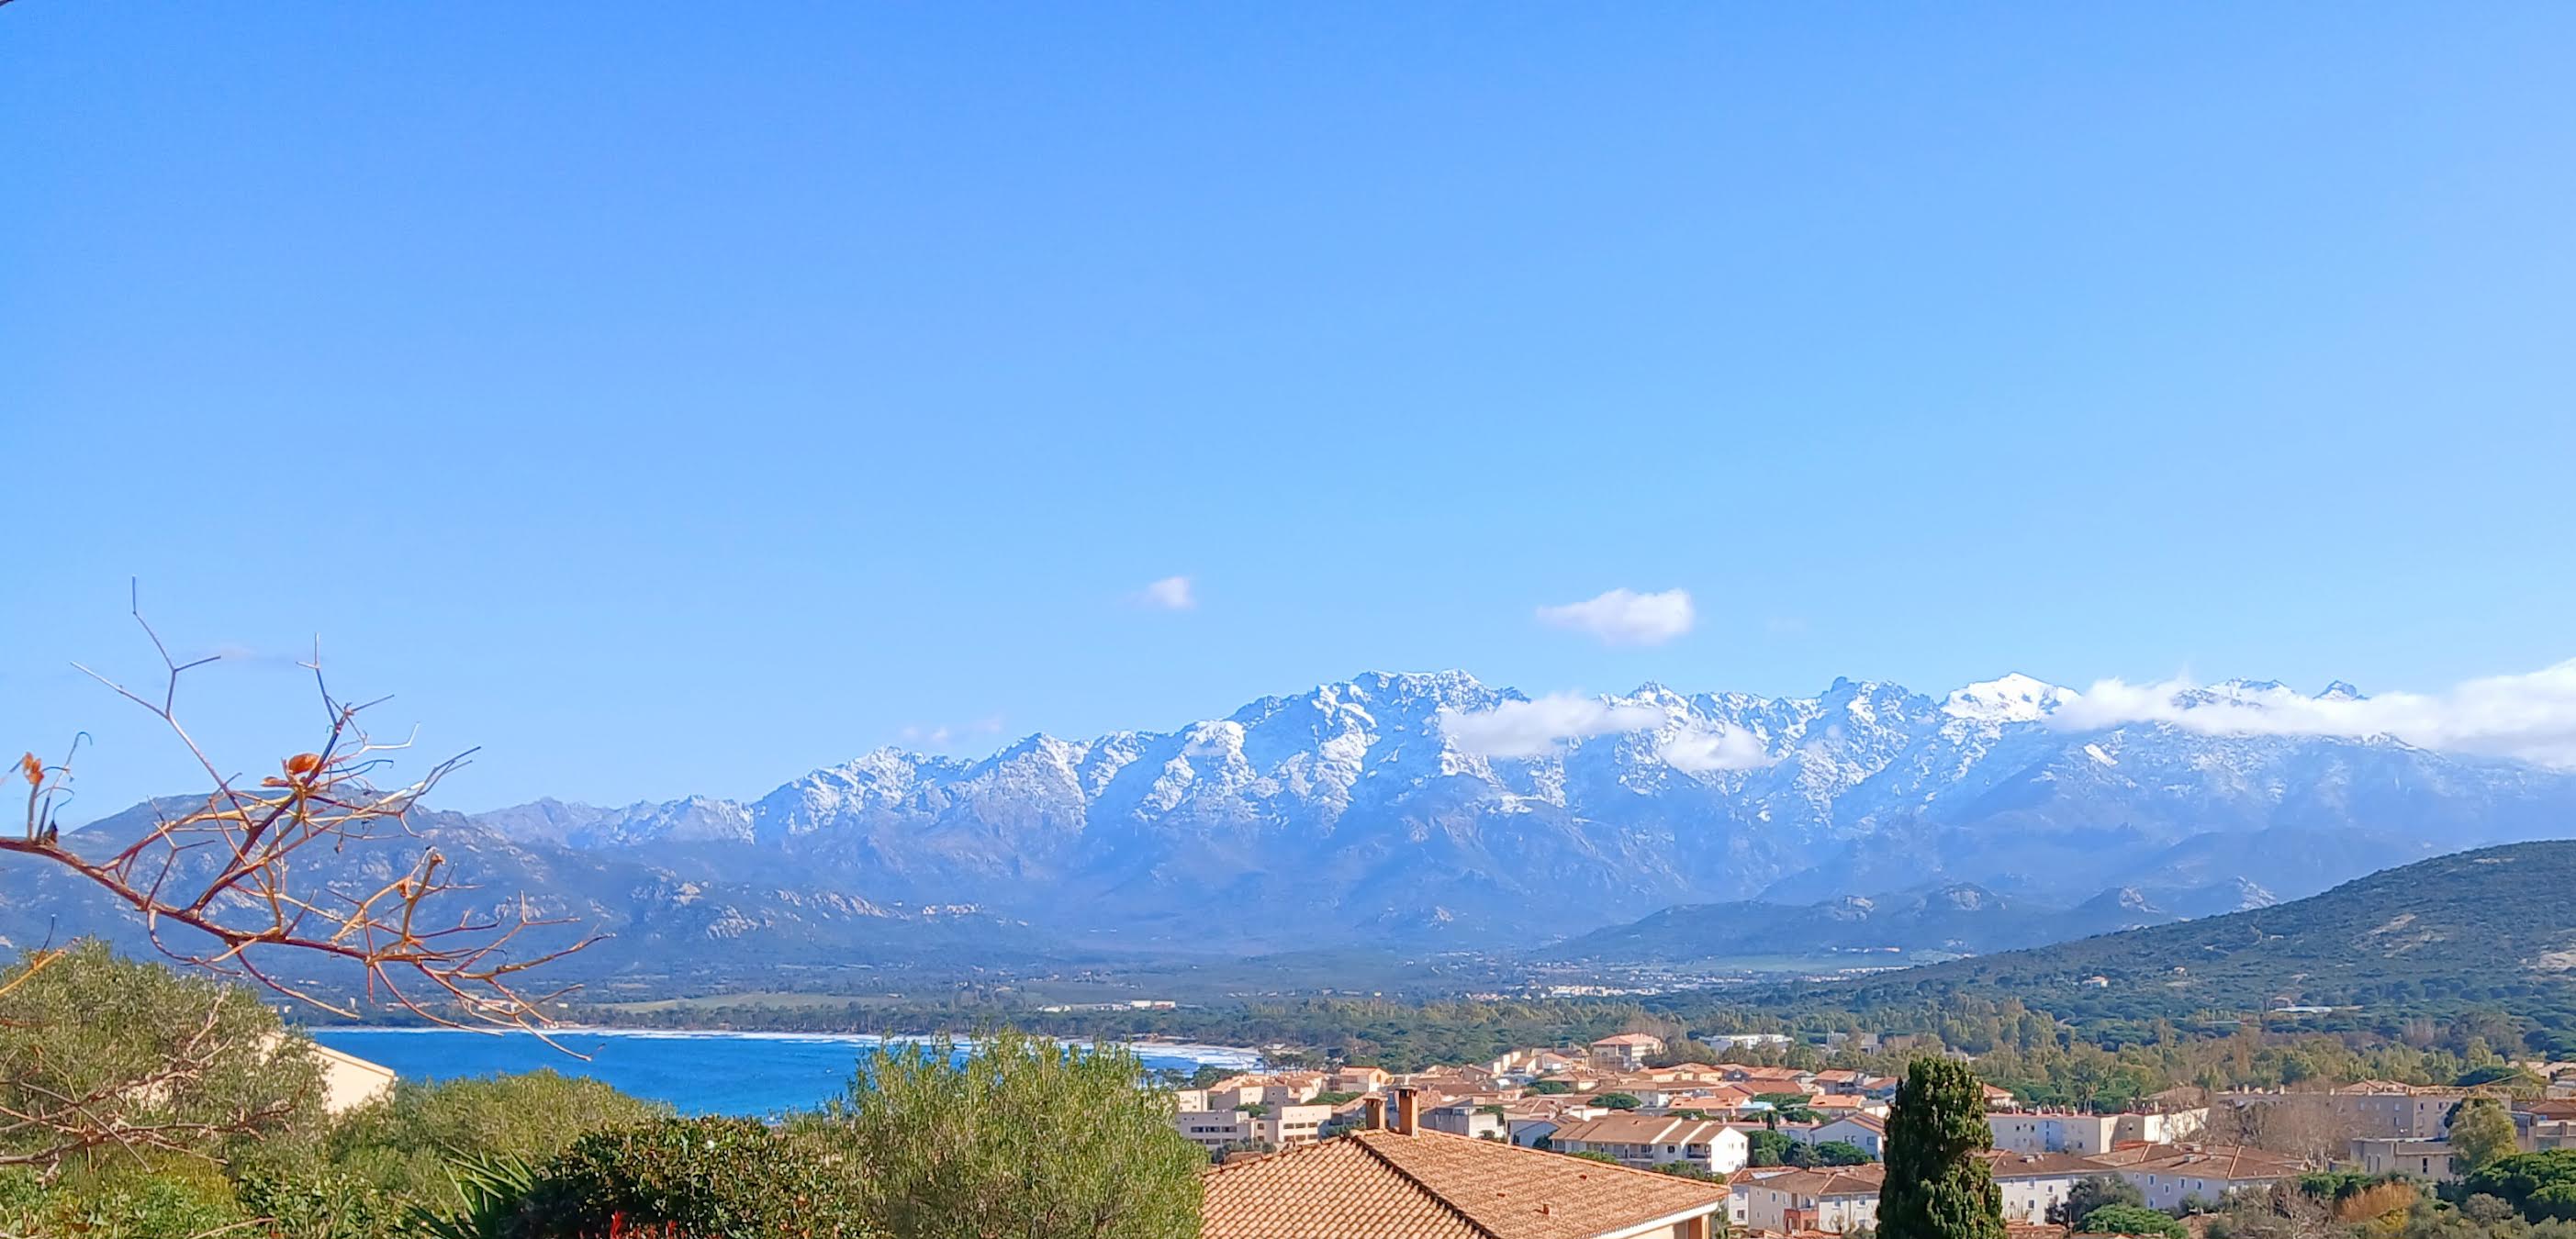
[454, 667, 2576, 950]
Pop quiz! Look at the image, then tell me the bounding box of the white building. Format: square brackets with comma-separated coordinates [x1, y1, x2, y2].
[1737, 1166, 1884, 1234]
[1988, 1109, 2207, 1155]
[1549, 1114, 1752, 1175]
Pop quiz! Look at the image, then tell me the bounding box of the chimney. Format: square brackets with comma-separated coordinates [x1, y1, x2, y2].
[1362, 1096, 1387, 1131]
[1394, 1087, 1421, 1135]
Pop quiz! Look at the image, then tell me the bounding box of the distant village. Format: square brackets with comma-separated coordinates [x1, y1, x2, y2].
[1181, 1032, 2576, 1239]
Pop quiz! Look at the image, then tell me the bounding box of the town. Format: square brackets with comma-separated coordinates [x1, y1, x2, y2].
[1176, 1032, 2576, 1239]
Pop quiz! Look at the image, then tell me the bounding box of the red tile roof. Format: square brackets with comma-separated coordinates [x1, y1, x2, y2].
[1201, 1128, 1726, 1239]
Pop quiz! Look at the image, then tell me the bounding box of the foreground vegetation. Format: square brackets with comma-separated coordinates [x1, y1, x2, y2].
[0, 945, 1202, 1239]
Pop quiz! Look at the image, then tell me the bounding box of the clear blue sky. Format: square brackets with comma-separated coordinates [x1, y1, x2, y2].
[6, 4, 2573, 815]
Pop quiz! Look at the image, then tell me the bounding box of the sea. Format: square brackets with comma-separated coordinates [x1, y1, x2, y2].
[308, 1027, 1266, 1118]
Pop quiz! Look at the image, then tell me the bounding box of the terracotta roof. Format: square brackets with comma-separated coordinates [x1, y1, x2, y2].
[1591, 1034, 1665, 1047]
[1979, 1151, 2111, 1178]
[1551, 1115, 1742, 1147]
[1738, 1166, 1886, 1198]
[2086, 1144, 2301, 1179]
[1201, 1128, 1726, 1239]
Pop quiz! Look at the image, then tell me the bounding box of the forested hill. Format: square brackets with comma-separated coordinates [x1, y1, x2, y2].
[1771, 842, 2576, 1035]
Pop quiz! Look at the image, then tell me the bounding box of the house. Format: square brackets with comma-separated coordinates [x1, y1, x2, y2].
[1726, 1167, 1800, 1229]
[1799, 1114, 1887, 1160]
[2347, 1138, 2460, 1182]
[1735, 1166, 1884, 1234]
[1425, 1102, 1510, 1141]
[1550, 1115, 1752, 1175]
[1592, 1034, 1667, 1072]
[1981, 1153, 2111, 1223]
[1201, 1090, 1730, 1239]
[1330, 1066, 1394, 1094]
[311, 1042, 398, 1114]
[2088, 1144, 2302, 1211]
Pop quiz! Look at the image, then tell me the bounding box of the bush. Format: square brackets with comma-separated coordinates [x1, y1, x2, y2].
[1595, 1092, 1644, 1111]
[510, 1117, 873, 1238]
[327, 1070, 668, 1211]
[2079, 1204, 2187, 1238]
[0, 1158, 251, 1239]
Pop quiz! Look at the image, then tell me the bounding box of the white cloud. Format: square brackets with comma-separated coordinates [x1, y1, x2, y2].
[1439, 695, 1779, 772]
[1658, 724, 1774, 774]
[1439, 694, 1664, 758]
[1536, 588, 1695, 647]
[2049, 660, 2576, 766]
[1137, 575, 1196, 611]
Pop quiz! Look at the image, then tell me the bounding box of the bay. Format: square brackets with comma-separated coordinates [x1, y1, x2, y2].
[308, 1027, 1265, 1118]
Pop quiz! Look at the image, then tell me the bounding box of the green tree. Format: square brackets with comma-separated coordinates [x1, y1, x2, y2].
[1749, 1130, 1796, 1167]
[1814, 1141, 1875, 1166]
[0, 942, 323, 1171]
[2458, 1150, 2576, 1222]
[1528, 1079, 1575, 1095]
[819, 1030, 1204, 1239]
[1596, 1092, 1644, 1111]
[2078, 1204, 2187, 1238]
[1878, 1058, 2005, 1239]
[2051, 1177, 2145, 1225]
[1755, 1092, 1821, 1123]
[2450, 1098, 2521, 1175]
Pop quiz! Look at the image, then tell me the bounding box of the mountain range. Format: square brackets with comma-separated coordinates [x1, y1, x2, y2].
[28, 669, 2576, 975]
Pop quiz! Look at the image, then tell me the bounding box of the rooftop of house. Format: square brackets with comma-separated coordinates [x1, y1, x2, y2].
[2083, 1144, 2303, 1178]
[1979, 1151, 2115, 1178]
[1590, 1034, 1665, 1048]
[1201, 1127, 1727, 1239]
[1738, 1166, 1887, 1198]
[1550, 1114, 1744, 1146]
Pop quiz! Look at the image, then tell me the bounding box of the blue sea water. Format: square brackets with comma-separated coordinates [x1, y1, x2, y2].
[308, 1028, 1264, 1118]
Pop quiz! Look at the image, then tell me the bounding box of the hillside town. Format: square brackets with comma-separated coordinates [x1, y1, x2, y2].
[1181, 1032, 2576, 1239]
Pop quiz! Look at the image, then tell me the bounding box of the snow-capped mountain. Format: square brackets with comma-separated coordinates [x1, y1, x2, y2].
[472, 670, 2576, 949]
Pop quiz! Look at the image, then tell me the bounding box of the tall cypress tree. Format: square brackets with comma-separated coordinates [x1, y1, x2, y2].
[1879, 1057, 2006, 1239]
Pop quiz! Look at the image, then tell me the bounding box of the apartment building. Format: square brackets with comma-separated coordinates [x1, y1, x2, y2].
[2089, 1144, 2303, 1211]
[1591, 1033, 1667, 1072]
[1988, 1109, 2208, 1155]
[1173, 1102, 1335, 1154]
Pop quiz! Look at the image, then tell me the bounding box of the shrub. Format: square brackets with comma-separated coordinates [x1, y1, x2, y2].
[510, 1117, 873, 1239]
[2079, 1204, 2187, 1239]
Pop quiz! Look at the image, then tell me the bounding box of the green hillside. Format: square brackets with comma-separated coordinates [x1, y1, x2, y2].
[1774, 842, 2576, 1036]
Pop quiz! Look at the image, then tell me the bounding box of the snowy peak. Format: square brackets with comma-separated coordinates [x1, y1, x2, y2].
[1941, 673, 2071, 723]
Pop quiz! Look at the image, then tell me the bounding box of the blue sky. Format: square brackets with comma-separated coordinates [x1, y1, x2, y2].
[6, 4, 2574, 815]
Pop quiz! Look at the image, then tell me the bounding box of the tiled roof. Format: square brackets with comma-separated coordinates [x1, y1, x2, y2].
[1201, 1128, 1726, 1239]
[1551, 1115, 1741, 1147]
[1979, 1152, 2111, 1178]
[2088, 1144, 2302, 1179]
[1739, 1166, 1886, 1198]
[1592, 1033, 1665, 1047]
